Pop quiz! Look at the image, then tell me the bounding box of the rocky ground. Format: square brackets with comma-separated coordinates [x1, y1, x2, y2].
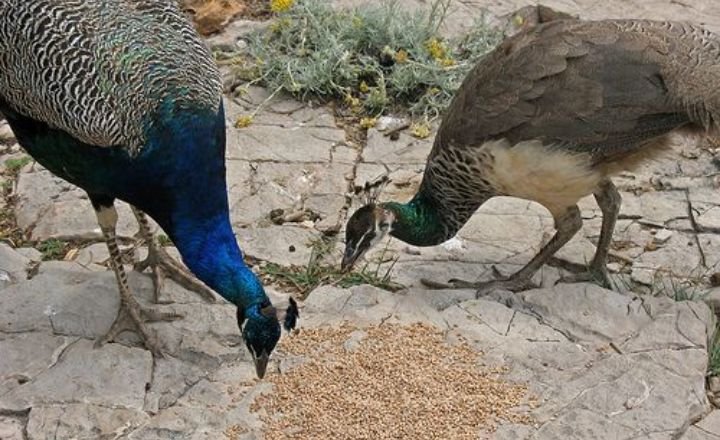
[3, 1, 720, 439]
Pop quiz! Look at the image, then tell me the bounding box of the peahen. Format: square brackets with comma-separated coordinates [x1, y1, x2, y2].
[0, 0, 297, 378]
[342, 19, 720, 295]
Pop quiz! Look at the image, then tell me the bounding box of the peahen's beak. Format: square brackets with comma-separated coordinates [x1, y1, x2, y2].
[253, 352, 270, 379]
[341, 245, 359, 271]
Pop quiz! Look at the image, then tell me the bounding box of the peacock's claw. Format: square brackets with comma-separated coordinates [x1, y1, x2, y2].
[135, 243, 217, 304]
[95, 295, 182, 358]
[131, 207, 216, 304]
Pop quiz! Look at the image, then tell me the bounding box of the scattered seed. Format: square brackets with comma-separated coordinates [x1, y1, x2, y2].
[252, 322, 535, 439]
[224, 424, 248, 440]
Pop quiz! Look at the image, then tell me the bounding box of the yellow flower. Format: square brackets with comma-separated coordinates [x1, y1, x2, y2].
[410, 121, 431, 139]
[270, 0, 294, 13]
[394, 49, 409, 64]
[360, 117, 377, 129]
[358, 81, 370, 93]
[344, 93, 360, 107]
[513, 15, 525, 27]
[235, 115, 254, 128]
[270, 17, 292, 33]
[428, 87, 441, 96]
[352, 16, 363, 28]
[425, 37, 447, 61]
[440, 57, 456, 67]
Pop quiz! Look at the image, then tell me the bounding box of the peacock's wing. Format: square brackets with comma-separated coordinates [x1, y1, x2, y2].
[0, 0, 222, 155]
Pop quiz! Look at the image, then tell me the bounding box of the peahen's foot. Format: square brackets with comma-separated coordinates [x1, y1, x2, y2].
[420, 266, 510, 290]
[421, 274, 536, 297]
[135, 243, 216, 304]
[95, 294, 182, 358]
[472, 277, 537, 297]
[558, 265, 613, 289]
[420, 277, 485, 289]
[420, 265, 538, 297]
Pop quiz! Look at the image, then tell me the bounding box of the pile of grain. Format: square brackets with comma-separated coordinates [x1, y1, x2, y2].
[252, 323, 534, 439]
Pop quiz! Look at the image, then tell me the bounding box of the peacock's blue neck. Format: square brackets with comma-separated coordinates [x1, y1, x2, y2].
[2, 94, 268, 310]
[170, 211, 265, 308]
[139, 101, 268, 310]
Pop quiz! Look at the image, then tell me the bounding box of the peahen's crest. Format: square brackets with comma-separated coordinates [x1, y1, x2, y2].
[353, 174, 391, 206]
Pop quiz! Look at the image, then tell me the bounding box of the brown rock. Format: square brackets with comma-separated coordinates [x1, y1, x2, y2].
[182, 0, 245, 35]
[711, 273, 720, 287]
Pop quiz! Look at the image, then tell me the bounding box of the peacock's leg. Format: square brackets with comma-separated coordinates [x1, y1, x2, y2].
[131, 207, 216, 303]
[421, 206, 583, 296]
[91, 196, 181, 357]
[557, 179, 619, 287]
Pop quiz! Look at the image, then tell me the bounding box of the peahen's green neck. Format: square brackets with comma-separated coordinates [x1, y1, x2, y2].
[382, 187, 492, 247]
[381, 192, 454, 247]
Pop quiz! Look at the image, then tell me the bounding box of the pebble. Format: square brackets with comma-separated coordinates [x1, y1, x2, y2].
[710, 376, 720, 394]
[653, 229, 674, 244]
[376, 116, 409, 132]
[631, 267, 656, 286]
[0, 122, 14, 142]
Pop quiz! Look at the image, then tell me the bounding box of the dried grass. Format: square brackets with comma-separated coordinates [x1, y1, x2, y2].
[252, 323, 535, 439]
[234, 0, 502, 121]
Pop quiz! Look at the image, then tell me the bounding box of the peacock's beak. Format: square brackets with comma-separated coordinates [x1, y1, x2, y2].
[253, 352, 270, 379]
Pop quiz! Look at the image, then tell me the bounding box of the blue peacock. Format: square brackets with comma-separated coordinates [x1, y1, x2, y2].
[0, 0, 297, 378]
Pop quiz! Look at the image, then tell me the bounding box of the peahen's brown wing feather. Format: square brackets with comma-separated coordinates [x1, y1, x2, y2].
[435, 19, 720, 165]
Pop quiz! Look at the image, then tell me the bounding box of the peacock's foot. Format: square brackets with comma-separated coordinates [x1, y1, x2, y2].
[558, 265, 613, 289]
[95, 295, 182, 358]
[135, 243, 216, 304]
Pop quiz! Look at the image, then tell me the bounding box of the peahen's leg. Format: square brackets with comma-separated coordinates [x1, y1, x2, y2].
[131, 207, 216, 303]
[91, 196, 181, 357]
[421, 206, 583, 296]
[558, 179, 620, 287]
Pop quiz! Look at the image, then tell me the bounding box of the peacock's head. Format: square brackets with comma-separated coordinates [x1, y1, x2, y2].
[237, 297, 299, 379]
[342, 203, 395, 270]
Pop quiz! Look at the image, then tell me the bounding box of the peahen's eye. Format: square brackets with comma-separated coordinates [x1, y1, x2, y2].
[379, 222, 390, 231]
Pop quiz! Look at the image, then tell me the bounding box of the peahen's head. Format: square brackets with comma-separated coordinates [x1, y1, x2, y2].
[342, 203, 395, 270]
[342, 175, 400, 270]
[342, 190, 448, 270]
[237, 297, 299, 379]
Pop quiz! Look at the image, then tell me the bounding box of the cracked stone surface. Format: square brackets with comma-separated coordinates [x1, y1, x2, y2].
[3, 1, 720, 438]
[13, 167, 137, 242]
[3, 262, 715, 438]
[0, 243, 30, 289]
